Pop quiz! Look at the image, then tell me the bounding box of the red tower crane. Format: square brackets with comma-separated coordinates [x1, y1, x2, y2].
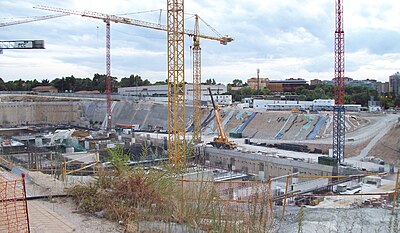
[333, 0, 345, 163]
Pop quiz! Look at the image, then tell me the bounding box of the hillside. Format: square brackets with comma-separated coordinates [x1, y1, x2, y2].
[368, 122, 400, 166]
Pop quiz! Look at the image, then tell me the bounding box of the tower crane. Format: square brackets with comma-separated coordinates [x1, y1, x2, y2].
[191, 14, 232, 144]
[0, 14, 68, 28]
[333, 0, 345, 164]
[191, 15, 201, 144]
[167, 0, 185, 167]
[35, 5, 233, 166]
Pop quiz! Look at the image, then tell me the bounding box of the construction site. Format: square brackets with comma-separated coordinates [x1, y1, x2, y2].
[2, 1, 400, 233]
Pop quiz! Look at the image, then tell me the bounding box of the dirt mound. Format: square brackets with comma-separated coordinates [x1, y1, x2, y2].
[368, 122, 400, 166]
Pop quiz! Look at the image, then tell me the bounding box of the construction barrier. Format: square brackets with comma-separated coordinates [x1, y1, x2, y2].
[0, 174, 30, 233]
[180, 178, 274, 228]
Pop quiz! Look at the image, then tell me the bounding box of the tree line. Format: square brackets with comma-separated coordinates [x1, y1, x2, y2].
[0, 74, 218, 93]
[1, 75, 399, 108]
[0, 74, 162, 93]
[226, 79, 399, 108]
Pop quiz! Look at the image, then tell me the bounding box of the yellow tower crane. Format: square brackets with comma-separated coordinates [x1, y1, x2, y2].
[34, 5, 233, 167]
[191, 15, 202, 144]
[166, 0, 186, 168]
[191, 14, 233, 144]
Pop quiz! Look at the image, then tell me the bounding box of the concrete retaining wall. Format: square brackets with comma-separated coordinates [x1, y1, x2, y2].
[0, 102, 80, 126]
[205, 147, 359, 180]
[79, 101, 195, 131]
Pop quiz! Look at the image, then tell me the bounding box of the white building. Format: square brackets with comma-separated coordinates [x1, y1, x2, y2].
[253, 99, 313, 110]
[312, 99, 335, 111]
[253, 99, 360, 112]
[186, 94, 232, 106]
[119, 83, 226, 97]
[118, 83, 227, 97]
[118, 83, 231, 105]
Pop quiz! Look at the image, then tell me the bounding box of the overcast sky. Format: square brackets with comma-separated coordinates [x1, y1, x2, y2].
[1, 0, 399, 84]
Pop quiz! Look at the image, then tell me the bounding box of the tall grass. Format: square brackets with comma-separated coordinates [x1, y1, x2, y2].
[67, 146, 281, 231]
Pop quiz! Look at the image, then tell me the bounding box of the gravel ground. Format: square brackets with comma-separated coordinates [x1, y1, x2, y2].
[275, 206, 397, 233]
[37, 198, 400, 233]
[39, 198, 124, 233]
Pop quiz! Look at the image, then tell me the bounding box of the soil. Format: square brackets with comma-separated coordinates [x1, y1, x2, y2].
[368, 122, 400, 166]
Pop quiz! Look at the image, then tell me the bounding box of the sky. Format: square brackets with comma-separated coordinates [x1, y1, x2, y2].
[0, 0, 399, 84]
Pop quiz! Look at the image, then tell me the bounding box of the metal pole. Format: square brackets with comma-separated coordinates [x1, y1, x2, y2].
[257, 68, 260, 95]
[181, 175, 184, 219]
[282, 174, 290, 219]
[106, 20, 112, 131]
[21, 173, 31, 233]
[392, 170, 400, 215]
[268, 176, 273, 223]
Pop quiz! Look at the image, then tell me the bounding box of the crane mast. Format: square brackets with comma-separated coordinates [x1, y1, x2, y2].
[167, 0, 186, 168]
[192, 14, 202, 143]
[333, 0, 345, 163]
[105, 21, 112, 131]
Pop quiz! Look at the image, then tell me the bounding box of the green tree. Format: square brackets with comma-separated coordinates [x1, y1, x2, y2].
[240, 86, 254, 96]
[203, 78, 213, 85]
[25, 79, 39, 90]
[260, 87, 271, 95]
[231, 79, 243, 87]
[51, 78, 67, 92]
[107, 146, 130, 175]
[0, 78, 7, 91]
[41, 79, 50, 85]
[120, 74, 149, 87]
[154, 80, 167, 85]
[75, 78, 93, 91]
[65, 75, 76, 91]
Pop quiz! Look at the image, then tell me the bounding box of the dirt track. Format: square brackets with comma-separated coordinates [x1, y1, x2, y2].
[368, 120, 400, 166]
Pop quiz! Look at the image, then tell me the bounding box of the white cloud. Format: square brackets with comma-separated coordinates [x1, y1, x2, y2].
[1, 0, 399, 84]
[0, 54, 94, 79]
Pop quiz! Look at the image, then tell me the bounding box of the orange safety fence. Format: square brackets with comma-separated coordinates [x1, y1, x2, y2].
[0, 174, 30, 233]
[180, 178, 274, 224]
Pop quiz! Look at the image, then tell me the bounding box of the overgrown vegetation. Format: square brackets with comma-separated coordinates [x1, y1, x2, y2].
[68, 146, 400, 232]
[69, 146, 177, 225]
[68, 146, 277, 232]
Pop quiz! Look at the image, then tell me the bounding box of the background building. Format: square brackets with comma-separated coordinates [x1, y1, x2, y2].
[310, 79, 323, 85]
[247, 77, 269, 89]
[119, 83, 226, 97]
[253, 98, 360, 111]
[389, 72, 400, 96]
[118, 84, 231, 105]
[267, 78, 308, 93]
[377, 82, 389, 96]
